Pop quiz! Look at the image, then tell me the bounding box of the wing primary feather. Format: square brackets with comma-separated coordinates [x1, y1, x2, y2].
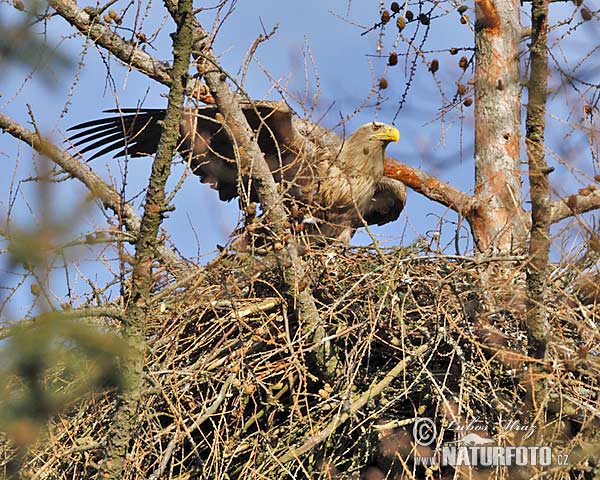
[67, 116, 124, 131]
[76, 131, 138, 155]
[69, 125, 123, 144]
[88, 140, 138, 161]
[68, 111, 161, 160]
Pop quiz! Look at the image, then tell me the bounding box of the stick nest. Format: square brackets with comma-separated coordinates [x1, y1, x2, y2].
[5, 247, 600, 479]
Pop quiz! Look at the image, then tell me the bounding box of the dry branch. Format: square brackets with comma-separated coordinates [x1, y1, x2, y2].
[277, 343, 430, 464]
[549, 190, 600, 224]
[384, 158, 471, 217]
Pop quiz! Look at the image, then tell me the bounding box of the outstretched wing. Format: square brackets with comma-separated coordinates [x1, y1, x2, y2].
[68, 108, 166, 160]
[67, 102, 298, 201]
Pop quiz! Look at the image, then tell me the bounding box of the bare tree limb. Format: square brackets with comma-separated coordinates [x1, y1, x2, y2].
[525, 0, 550, 359]
[549, 190, 600, 224]
[47, 0, 174, 86]
[99, 0, 193, 475]
[384, 158, 472, 217]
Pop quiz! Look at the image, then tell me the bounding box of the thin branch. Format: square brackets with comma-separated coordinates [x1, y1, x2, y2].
[31, 441, 102, 480]
[92, 0, 194, 474]
[549, 190, 600, 224]
[148, 374, 234, 480]
[525, 0, 551, 359]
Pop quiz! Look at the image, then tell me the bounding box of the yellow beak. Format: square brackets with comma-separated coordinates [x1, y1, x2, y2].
[372, 125, 400, 143]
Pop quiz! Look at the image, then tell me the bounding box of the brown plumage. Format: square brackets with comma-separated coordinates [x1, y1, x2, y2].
[67, 101, 405, 243]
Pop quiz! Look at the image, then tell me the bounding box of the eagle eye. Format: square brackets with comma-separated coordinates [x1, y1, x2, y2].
[372, 123, 381, 131]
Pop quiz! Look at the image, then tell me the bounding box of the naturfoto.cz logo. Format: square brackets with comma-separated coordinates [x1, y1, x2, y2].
[412, 417, 569, 467]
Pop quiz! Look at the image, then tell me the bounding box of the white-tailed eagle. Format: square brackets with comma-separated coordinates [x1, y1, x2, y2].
[68, 102, 406, 243]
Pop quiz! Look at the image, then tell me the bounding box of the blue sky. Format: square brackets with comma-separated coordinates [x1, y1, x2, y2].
[0, 0, 597, 318]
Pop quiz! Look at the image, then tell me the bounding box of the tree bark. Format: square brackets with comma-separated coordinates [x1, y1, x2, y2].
[472, 0, 527, 253]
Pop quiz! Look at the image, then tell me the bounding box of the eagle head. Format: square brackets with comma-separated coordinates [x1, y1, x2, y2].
[368, 122, 400, 144]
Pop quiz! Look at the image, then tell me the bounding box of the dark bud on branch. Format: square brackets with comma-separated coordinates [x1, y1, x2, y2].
[429, 59, 439, 73]
[579, 187, 591, 196]
[83, 6, 100, 19]
[391, 2, 400, 13]
[388, 52, 398, 66]
[381, 10, 391, 23]
[108, 9, 122, 24]
[580, 7, 592, 21]
[378, 77, 389, 89]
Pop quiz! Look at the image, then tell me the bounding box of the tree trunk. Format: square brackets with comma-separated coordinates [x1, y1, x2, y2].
[472, 0, 527, 253]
